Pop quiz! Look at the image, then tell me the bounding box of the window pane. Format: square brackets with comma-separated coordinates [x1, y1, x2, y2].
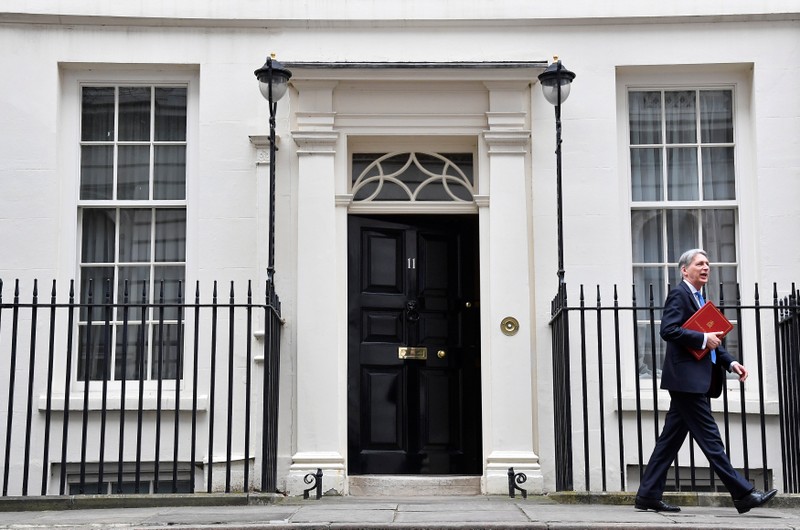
[115, 323, 147, 380]
[702, 208, 736, 263]
[79, 266, 114, 322]
[700, 90, 733, 143]
[629, 91, 662, 145]
[636, 322, 666, 378]
[153, 266, 185, 299]
[351, 153, 375, 186]
[664, 90, 696, 144]
[667, 266, 682, 291]
[154, 87, 187, 141]
[154, 145, 186, 200]
[78, 324, 110, 381]
[630, 148, 662, 201]
[702, 147, 735, 200]
[117, 145, 150, 200]
[118, 266, 151, 319]
[82, 209, 116, 263]
[80, 145, 113, 199]
[151, 323, 183, 380]
[81, 87, 115, 141]
[416, 153, 474, 201]
[118, 87, 151, 142]
[666, 209, 699, 262]
[355, 153, 409, 201]
[153, 266, 185, 321]
[155, 210, 186, 262]
[667, 147, 698, 200]
[633, 266, 666, 310]
[118, 209, 151, 263]
[117, 266, 151, 378]
[705, 265, 738, 307]
[631, 210, 663, 263]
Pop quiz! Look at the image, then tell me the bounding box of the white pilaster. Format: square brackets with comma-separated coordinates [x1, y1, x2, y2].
[481, 82, 542, 494]
[248, 134, 273, 293]
[287, 81, 346, 495]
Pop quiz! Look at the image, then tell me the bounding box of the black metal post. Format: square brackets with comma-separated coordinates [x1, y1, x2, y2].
[555, 65, 565, 285]
[267, 57, 277, 283]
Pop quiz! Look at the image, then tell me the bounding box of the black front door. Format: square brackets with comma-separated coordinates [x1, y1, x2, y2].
[347, 214, 481, 474]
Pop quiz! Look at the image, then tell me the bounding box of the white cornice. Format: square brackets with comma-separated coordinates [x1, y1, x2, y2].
[483, 130, 531, 153]
[2, 2, 798, 28]
[291, 130, 339, 153]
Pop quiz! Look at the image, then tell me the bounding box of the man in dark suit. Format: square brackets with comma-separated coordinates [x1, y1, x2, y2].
[635, 249, 777, 514]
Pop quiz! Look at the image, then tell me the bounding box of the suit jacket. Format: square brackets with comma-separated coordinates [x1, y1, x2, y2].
[659, 281, 734, 397]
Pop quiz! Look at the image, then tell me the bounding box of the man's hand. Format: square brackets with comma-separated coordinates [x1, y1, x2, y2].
[705, 331, 724, 349]
[730, 361, 748, 382]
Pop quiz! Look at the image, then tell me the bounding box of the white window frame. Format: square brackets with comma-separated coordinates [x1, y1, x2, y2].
[615, 64, 757, 398]
[58, 65, 199, 396]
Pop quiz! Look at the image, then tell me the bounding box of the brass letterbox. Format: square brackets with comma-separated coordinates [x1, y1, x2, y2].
[398, 347, 428, 360]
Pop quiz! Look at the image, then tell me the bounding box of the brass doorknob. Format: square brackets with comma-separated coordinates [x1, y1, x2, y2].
[437, 350, 446, 359]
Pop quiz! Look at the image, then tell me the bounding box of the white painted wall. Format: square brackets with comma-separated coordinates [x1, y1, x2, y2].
[0, 3, 798, 495]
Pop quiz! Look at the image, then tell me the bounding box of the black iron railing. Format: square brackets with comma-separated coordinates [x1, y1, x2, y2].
[0, 278, 282, 497]
[550, 282, 573, 491]
[550, 282, 800, 494]
[776, 288, 800, 493]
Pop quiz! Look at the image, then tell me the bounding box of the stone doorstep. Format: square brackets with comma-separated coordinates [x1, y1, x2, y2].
[348, 476, 482, 496]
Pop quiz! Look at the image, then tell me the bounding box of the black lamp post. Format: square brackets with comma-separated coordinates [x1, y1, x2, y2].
[253, 54, 291, 494]
[254, 55, 292, 282]
[538, 57, 576, 286]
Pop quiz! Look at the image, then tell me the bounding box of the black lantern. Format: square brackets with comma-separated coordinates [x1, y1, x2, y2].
[255, 55, 293, 104]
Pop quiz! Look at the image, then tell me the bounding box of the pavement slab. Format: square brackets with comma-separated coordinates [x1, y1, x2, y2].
[0, 495, 798, 529]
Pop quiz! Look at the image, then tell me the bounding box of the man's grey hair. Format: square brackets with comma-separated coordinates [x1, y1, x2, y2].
[678, 248, 708, 271]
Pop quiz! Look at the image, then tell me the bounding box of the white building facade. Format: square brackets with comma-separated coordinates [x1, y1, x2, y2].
[0, 2, 798, 496]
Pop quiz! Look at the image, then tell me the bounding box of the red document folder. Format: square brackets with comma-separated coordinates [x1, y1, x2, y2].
[682, 301, 734, 361]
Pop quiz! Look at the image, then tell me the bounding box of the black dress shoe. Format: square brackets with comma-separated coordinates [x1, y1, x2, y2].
[635, 495, 681, 512]
[733, 489, 777, 514]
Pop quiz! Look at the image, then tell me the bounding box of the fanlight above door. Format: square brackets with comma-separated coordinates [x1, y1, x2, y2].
[349, 152, 476, 212]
